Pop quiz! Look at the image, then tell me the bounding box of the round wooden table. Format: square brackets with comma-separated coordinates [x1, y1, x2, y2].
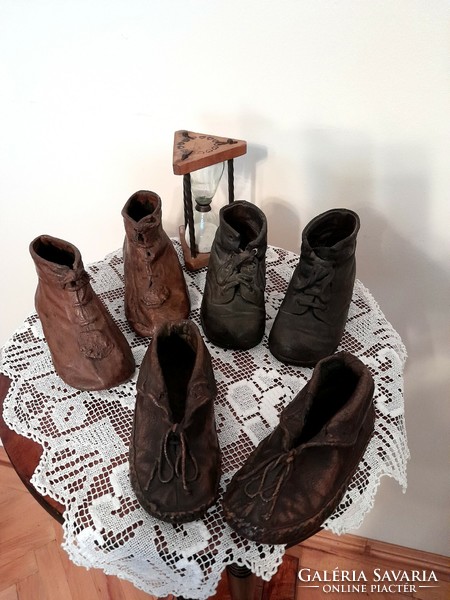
[0, 243, 408, 600]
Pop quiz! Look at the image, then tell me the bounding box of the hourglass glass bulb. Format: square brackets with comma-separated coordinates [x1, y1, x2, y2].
[186, 163, 224, 253]
[190, 163, 225, 205]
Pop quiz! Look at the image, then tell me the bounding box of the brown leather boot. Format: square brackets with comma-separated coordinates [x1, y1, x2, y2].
[30, 235, 135, 391]
[200, 200, 267, 350]
[129, 320, 220, 523]
[122, 191, 190, 337]
[269, 208, 360, 366]
[222, 351, 375, 545]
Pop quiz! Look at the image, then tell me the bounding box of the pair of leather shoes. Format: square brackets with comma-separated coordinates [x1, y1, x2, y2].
[130, 334, 375, 537]
[30, 191, 190, 390]
[200, 203, 360, 367]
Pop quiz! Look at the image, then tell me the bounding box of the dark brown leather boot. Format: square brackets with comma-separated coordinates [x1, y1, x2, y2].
[200, 200, 267, 350]
[30, 235, 135, 391]
[122, 191, 190, 337]
[222, 351, 375, 545]
[129, 319, 220, 523]
[269, 208, 360, 366]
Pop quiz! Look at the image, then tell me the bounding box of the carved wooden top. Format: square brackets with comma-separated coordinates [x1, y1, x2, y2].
[172, 130, 247, 175]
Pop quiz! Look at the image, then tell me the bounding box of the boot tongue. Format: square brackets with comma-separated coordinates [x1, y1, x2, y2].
[159, 322, 213, 427]
[184, 347, 213, 424]
[310, 236, 356, 262]
[306, 214, 358, 262]
[32, 236, 87, 287]
[131, 215, 160, 247]
[311, 245, 334, 261]
[219, 202, 266, 253]
[122, 191, 162, 245]
[278, 384, 315, 449]
[218, 218, 241, 251]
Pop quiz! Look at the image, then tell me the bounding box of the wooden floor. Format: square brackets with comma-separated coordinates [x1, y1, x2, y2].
[1, 447, 448, 600]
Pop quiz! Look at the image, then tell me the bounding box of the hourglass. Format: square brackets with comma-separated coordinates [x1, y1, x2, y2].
[186, 162, 224, 254]
[173, 130, 247, 270]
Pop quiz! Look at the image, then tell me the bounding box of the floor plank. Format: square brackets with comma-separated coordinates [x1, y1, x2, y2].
[16, 572, 47, 600]
[89, 568, 128, 600]
[0, 551, 38, 594]
[56, 544, 102, 600]
[0, 520, 56, 569]
[0, 585, 18, 600]
[119, 578, 160, 600]
[34, 541, 74, 600]
[0, 463, 29, 496]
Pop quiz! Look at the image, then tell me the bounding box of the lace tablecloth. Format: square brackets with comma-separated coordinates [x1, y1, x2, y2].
[1, 241, 409, 600]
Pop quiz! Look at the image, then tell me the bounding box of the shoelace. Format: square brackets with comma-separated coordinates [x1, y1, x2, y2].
[242, 450, 295, 520]
[132, 217, 157, 247]
[60, 268, 90, 292]
[131, 227, 171, 305]
[59, 267, 113, 359]
[147, 423, 199, 494]
[61, 269, 95, 325]
[133, 229, 155, 271]
[293, 260, 335, 311]
[221, 248, 258, 293]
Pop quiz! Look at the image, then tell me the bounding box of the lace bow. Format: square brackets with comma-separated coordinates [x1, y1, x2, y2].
[60, 268, 90, 291]
[147, 424, 199, 494]
[242, 450, 295, 520]
[220, 248, 258, 293]
[294, 259, 335, 312]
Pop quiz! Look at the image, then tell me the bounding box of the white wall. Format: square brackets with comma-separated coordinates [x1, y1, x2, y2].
[1, 1, 449, 556]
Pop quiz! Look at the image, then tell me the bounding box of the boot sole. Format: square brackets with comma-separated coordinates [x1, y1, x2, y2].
[268, 344, 338, 368]
[268, 347, 320, 368]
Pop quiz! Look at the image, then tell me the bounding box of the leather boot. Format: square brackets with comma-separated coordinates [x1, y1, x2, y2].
[222, 351, 375, 545]
[30, 235, 135, 391]
[129, 319, 220, 523]
[122, 190, 190, 337]
[269, 208, 359, 366]
[200, 200, 267, 350]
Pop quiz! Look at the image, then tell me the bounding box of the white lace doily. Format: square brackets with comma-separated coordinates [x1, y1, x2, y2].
[1, 242, 409, 600]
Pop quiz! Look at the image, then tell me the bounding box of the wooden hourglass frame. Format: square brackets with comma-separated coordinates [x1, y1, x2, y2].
[173, 130, 247, 271]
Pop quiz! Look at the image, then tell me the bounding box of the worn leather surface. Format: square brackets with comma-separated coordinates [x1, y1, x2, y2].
[200, 200, 267, 350]
[30, 235, 135, 391]
[269, 208, 360, 366]
[222, 351, 375, 545]
[122, 191, 190, 337]
[129, 319, 221, 523]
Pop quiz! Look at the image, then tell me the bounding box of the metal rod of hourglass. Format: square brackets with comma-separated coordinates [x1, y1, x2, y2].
[183, 173, 197, 258]
[227, 159, 234, 203]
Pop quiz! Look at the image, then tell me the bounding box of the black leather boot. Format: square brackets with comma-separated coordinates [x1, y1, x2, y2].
[269, 208, 359, 366]
[200, 201, 267, 350]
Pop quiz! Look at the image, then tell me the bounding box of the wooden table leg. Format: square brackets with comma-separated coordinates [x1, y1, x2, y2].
[178, 564, 256, 600]
[226, 564, 256, 600]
